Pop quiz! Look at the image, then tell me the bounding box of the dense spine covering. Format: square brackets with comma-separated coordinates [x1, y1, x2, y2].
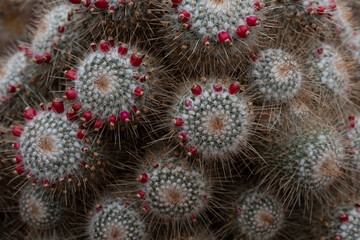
[11, 100, 103, 188]
[19, 186, 62, 229]
[64, 40, 156, 131]
[88, 196, 147, 240]
[170, 78, 254, 159]
[251, 48, 303, 103]
[135, 149, 211, 224]
[235, 190, 284, 240]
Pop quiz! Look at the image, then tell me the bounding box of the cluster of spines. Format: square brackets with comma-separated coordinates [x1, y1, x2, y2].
[10, 100, 102, 188]
[19, 186, 62, 229]
[234, 189, 284, 240]
[171, 78, 254, 159]
[134, 149, 211, 224]
[168, 0, 264, 47]
[27, 2, 79, 66]
[251, 48, 303, 103]
[64, 40, 153, 131]
[88, 196, 147, 240]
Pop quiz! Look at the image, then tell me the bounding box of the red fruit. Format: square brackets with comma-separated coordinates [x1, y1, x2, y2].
[77, 130, 86, 139]
[246, 16, 259, 26]
[83, 0, 91, 7]
[118, 45, 128, 55]
[65, 70, 78, 81]
[130, 54, 143, 67]
[317, 6, 327, 15]
[132, 105, 140, 114]
[137, 189, 145, 199]
[90, 43, 97, 52]
[134, 88, 144, 97]
[188, 146, 197, 155]
[65, 89, 77, 100]
[13, 142, 20, 150]
[120, 111, 131, 122]
[42, 52, 52, 63]
[329, 2, 336, 10]
[143, 205, 151, 212]
[94, 119, 104, 130]
[66, 111, 78, 121]
[81, 111, 92, 122]
[236, 25, 250, 38]
[173, 118, 184, 127]
[218, 31, 232, 44]
[349, 116, 355, 121]
[33, 55, 43, 64]
[178, 11, 191, 22]
[213, 84, 223, 92]
[94, 0, 109, 9]
[12, 125, 24, 137]
[15, 165, 25, 174]
[52, 101, 65, 114]
[139, 173, 149, 183]
[228, 82, 241, 94]
[339, 213, 349, 222]
[15, 155, 23, 164]
[69, 0, 81, 3]
[7, 85, 16, 93]
[179, 132, 187, 140]
[99, 41, 111, 52]
[254, 1, 262, 11]
[72, 102, 82, 111]
[109, 115, 117, 126]
[252, 54, 259, 62]
[335, 235, 343, 240]
[191, 84, 202, 96]
[58, 25, 65, 33]
[24, 108, 37, 120]
[96, 205, 103, 211]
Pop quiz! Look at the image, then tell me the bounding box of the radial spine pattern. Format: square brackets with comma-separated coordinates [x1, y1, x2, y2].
[171, 79, 253, 158]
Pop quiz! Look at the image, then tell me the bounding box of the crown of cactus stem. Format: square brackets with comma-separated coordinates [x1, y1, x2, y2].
[19, 186, 62, 229]
[250, 48, 304, 103]
[63, 40, 157, 133]
[27, 2, 81, 75]
[168, 78, 255, 162]
[88, 196, 148, 240]
[10, 99, 104, 190]
[0, 49, 36, 109]
[258, 117, 353, 212]
[133, 148, 212, 227]
[234, 190, 284, 240]
[305, 43, 359, 107]
[158, 0, 267, 70]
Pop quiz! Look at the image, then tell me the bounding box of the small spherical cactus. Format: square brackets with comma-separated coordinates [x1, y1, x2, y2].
[0, 49, 35, 108]
[88, 196, 148, 240]
[64, 40, 156, 131]
[306, 44, 355, 102]
[19, 186, 62, 229]
[260, 120, 349, 209]
[250, 48, 303, 103]
[234, 190, 284, 240]
[159, 0, 266, 70]
[11, 100, 102, 187]
[135, 149, 211, 224]
[28, 2, 80, 68]
[320, 196, 360, 240]
[169, 78, 254, 160]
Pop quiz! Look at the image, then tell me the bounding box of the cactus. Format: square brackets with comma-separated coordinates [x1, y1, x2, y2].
[134, 148, 212, 224]
[0, 0, 360, 238]
[10, 100, 103, 189]
[250, 48, 304, 103]
[19, 186, 62, 229]
[63, 40, 158, 132]
[88, 196, 148, 240]
[169, 78, 254, 160]
[234, 190, 284, 240]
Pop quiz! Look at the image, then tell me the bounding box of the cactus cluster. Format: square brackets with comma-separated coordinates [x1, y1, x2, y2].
[0, 0, 360, 239]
